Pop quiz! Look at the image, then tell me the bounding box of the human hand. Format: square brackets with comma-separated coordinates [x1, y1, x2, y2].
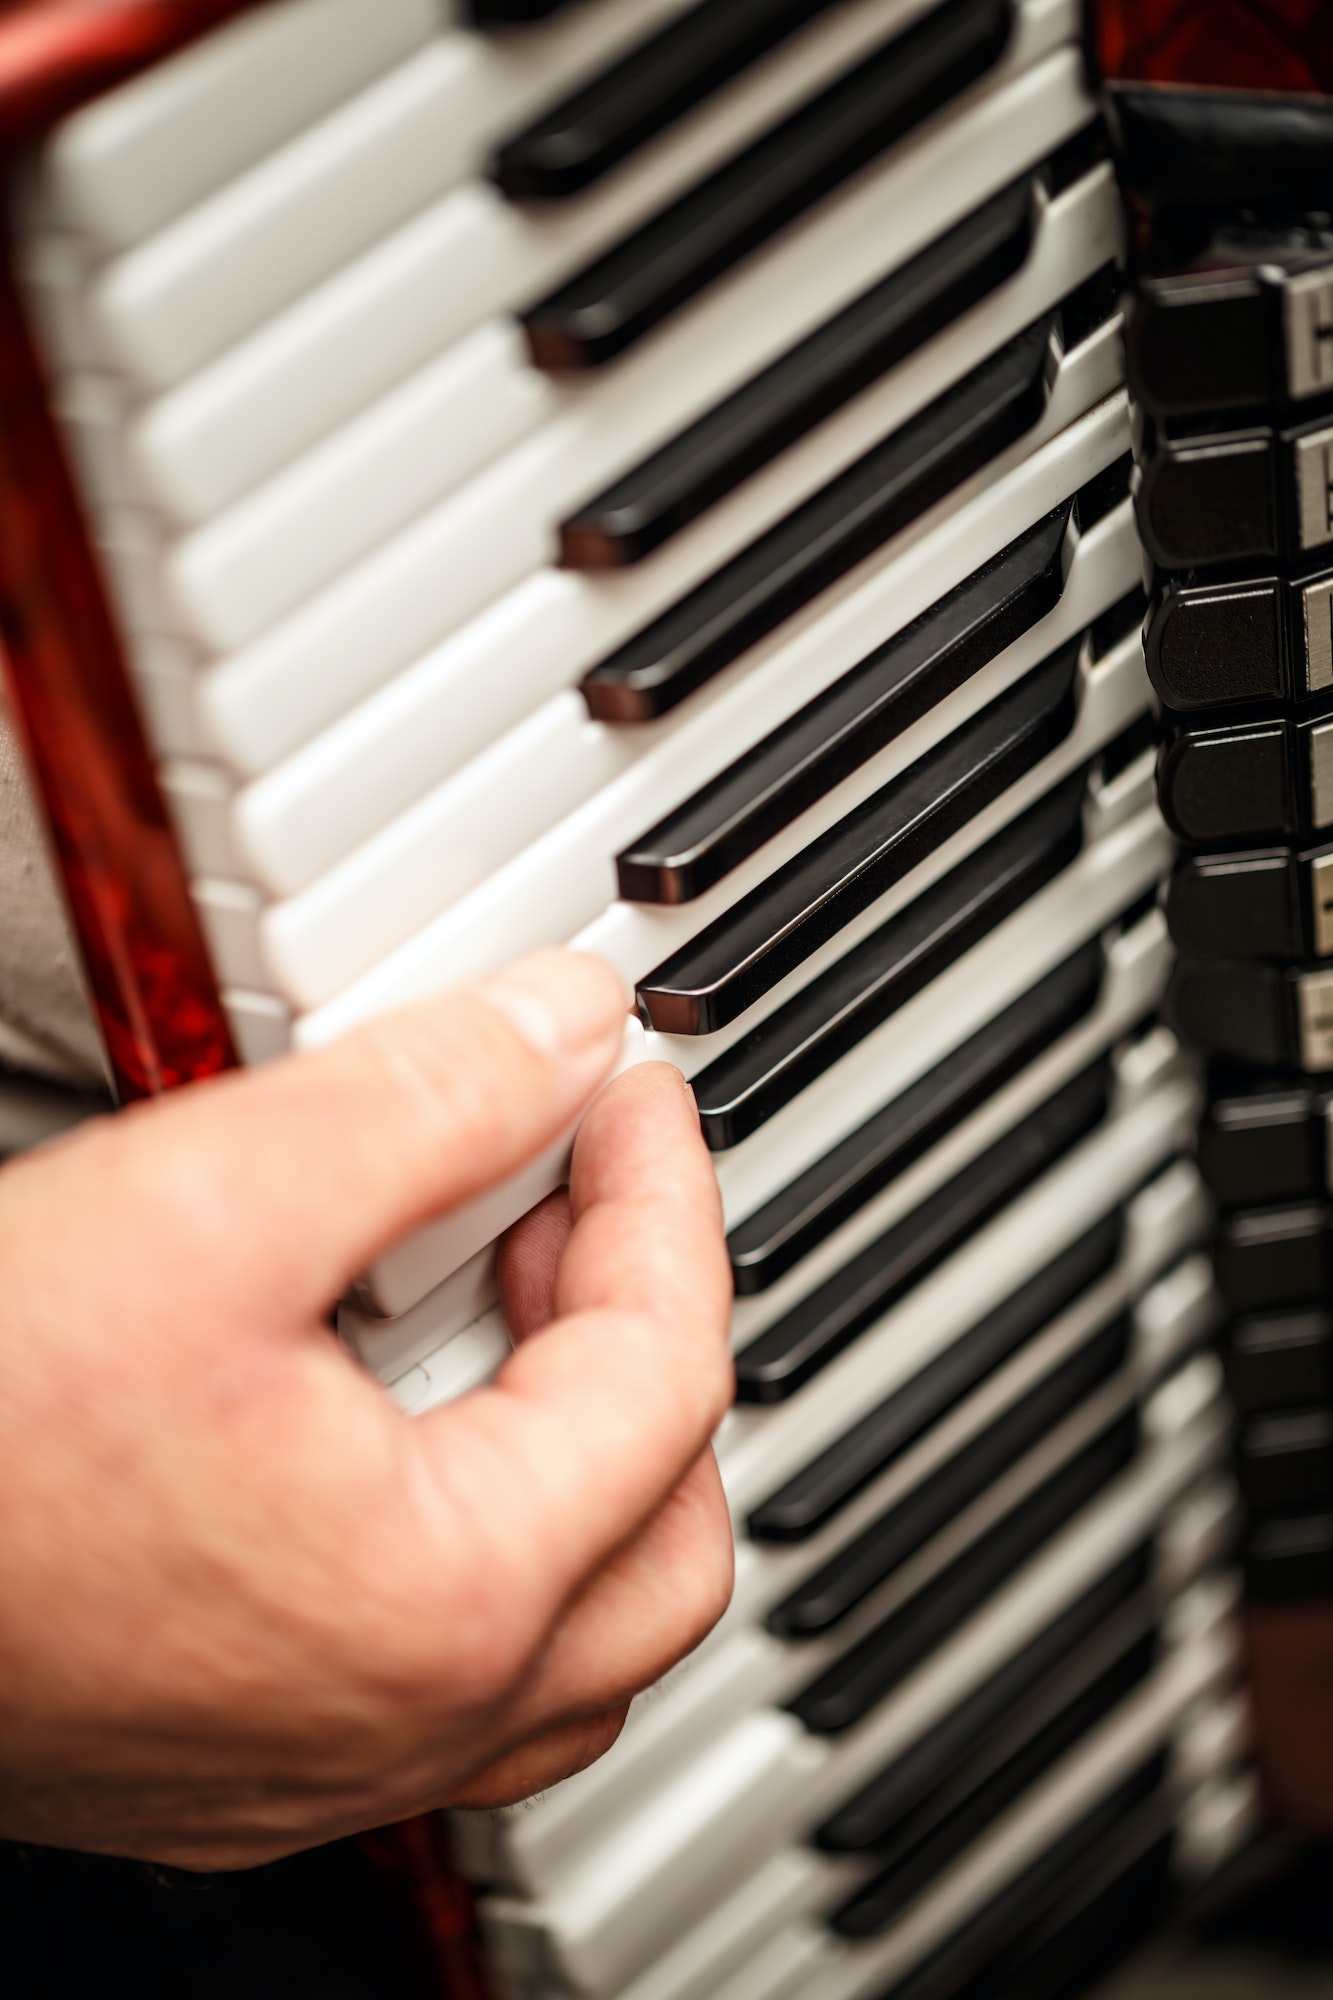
[0, 951, 734, 1868]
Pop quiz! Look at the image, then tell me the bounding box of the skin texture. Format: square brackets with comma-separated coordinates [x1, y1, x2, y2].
[0, 950, 735, 1869]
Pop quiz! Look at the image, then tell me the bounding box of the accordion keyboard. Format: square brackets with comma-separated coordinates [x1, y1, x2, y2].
[13, 3, 1258, 1996]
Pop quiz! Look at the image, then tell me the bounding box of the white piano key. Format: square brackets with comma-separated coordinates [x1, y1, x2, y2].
[386, 1306, 514, 1417]
[165, 321, 558, 655]
[130, 24, 1087, 596]
[193, 878, 268, 994]
[287, 391, 1131, 1037]
[86, 0, 699, 393]
[93, 0, 937, 398]
[160, 761, 242, 879]
[40, 0, 443, 254]
[343, 1245, 500, 1384]
[364, 1017, 646, 1319]
[476, 1394, 1225, 1997]
[222, 989, 292, 1068]
[192, 179, 1113, 786]
[1176, 1770, 1262, 1884]
[171, 147, 1116, 665]
[220, 164, 1120, 890]
[471, 1214, 1212, 1900]
[128, 638, 213, 760]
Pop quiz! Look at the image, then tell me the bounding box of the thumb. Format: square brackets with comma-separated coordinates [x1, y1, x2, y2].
[62, 950, 628, 1320]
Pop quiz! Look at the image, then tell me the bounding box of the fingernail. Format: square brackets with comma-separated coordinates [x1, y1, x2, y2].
[479, 952, 627, 1062]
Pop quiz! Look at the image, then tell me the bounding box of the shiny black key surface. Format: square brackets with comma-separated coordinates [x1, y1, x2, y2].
[1199, 1080, 1329, 1207]
[1158, 697, 1333, 846]
[467, 0, 568, 19]
[636, 637, 1080, 1035]
[733, 1059, 1111, 1401]
[767, 1316, 1131, 1638]
[1227, 1310, 1333, 1415]
[810, 1551, 1151, 1851]
[1246, 1510, 1333, 1600]
[1239, 1408, 1333, 1514]
[692, 775, 1086, 1151]
[522, 0, 1014, 367]
[1146, 564, 1333, 712]
[493, 0, 839, 201]
[562, 176, 1040, 567]
[829, 1627, 1154, 1933]
[1216, 1201, 1333, 1315]
[728, 940, 1103, 1294]
[616, 507, 1071, 905]
[581, 315, 1055, 723]
[748, 1216, 1123, 1542]
[788, 1409, 1139, 1732]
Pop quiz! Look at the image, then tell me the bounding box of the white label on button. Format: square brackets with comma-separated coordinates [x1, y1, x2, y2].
[1312, 854, 1333, 957]
[1303, 575, 1333, 693]
[1311, 719, 1333, 826]
[1295, 425, 1333, 552]
[1285, 266, 1333, 400]
[1298, 967, 1333, 1069]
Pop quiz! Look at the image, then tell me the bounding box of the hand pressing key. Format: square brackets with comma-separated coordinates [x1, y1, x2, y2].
[0, 950, 734, 1868]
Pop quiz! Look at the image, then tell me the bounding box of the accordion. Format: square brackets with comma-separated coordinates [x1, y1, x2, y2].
[7, 1, 1333, 1994]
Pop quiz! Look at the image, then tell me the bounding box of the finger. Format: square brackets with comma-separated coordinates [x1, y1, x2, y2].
[442, 1707, 631, 1811]
[496, 1451, 734, 1737]
[498, 1189, 572, 1342]
[412, 1064, 733, 1626]
[14, 951, 627, 1322]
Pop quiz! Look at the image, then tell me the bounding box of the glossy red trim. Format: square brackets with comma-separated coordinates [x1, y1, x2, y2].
[1091, 0, 1333, 93]
[0, 1, 253, 147]
[0, 241, 236, 1096]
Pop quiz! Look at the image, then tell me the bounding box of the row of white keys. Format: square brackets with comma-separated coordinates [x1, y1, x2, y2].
[641, 1617, 1239, 2000]
[162, 119, 1114, 671]
[453, 1210, 1218, 1898]
[350, 802, 1168, 1355]
[271, 387, 1130, 1043]
[209, 157, 1121, 897]
[218, 492, 1137, 1016]
[474, 1369, 1228, 1998]
[86, 0, 942, 405]
[83, 0, 702, 393]
[35, 0, 444, 254]
[183, 115, 1110, 781]
[338, 714, 1163, 1321]
[123, 18, 1090, 544]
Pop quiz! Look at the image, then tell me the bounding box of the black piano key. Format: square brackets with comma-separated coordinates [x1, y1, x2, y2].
[1164, 958, 1333, 1073]
[522, 0, 1014, 368]
[748, 1216, 1123, 1543]
[853, 1762, 1168, 1988]
[1215, 1201, 1333, 1315]
[1165, 846, 1319, 963]
[562, 175, 1040, 567]
[1245, 1511, 1333, 1601]
[940, 1820, 1174, 2000]
[636, 636, 1080, 1036]
[1198, 1081, 1325, 1207]
[693, 775, 1086, 1152]
[581, 314, 1055, 723]
[492, 0, 840, 202]
[787, 1410, 1140, 1733]
[811, 1550, 1151, 1851]
[1157, 698, 1333, 847]
[1226, 1310, 1333, 1415]
[733, 1058, 1110, 1401]
[616, 507, 1070, 906]
[466, 0, 568, 19]
[728, 939, 1103, 1294]
[828, 1628, 1154, 1933]
[1239, 1409, 1333, 1515]
[767, 1316, 1131, 1639]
